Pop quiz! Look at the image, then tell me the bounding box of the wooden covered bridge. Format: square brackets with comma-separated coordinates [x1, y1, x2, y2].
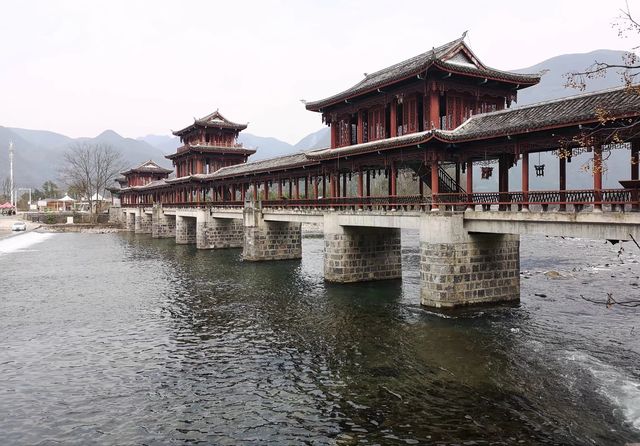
[111, 35, 640, 308]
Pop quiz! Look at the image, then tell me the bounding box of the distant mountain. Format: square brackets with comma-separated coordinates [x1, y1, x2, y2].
[2, 49, 633, 190]
[137, 134, 179, 155]
[514, 49, 629, 105]
[140, 132, 301, 162]
[0, 127, 171, 189]
[237, 133, 297, 161]
[294, 127, 329, 151]
[494, 49, 633, 191]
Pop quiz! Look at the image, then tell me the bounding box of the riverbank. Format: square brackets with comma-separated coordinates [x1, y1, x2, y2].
[0, 216, 40, 240]
[35, 223, 124, 234]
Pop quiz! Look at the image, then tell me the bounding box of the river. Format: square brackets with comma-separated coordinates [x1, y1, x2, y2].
[0, 230, 639, 445]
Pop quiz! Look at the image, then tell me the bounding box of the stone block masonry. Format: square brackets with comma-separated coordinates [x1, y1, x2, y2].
[324, 216, 402, 282]
[243, 207, 301, 261]
[152, 206, 176, 238]
[125, 211, 135, 231]
[196, 215, 244, 249]
[135, 211, 152, 234]
[108, 207, 123, 225]
[420, 214, 520, 308]
[176, 215, 197, 245]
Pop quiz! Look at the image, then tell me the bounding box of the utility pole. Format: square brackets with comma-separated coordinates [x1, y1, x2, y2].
[9, 141, 14, 207]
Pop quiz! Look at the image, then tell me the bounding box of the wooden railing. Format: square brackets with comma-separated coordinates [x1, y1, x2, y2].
[121, 188, 639, 212]
[434, 189, 639, 211]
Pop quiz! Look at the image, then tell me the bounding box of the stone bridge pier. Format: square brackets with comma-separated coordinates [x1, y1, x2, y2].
[242, 207, 302, 261]
[152, 206, 176, 238]
[419, 214, 520, 308]
[176, 214, 197, 245]
[323, 215, 402, 282]
[135, 210, 152, 234]
[196, 211, 244, 250]
[125, 210, 136, 231]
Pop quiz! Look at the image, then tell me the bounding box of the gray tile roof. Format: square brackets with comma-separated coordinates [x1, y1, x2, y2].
[165, 144, 256, 159]
[306, 86, 640, 159]
[443, 85, 640, 141]
[173, 110, 248, 136]
[124, 87, 640, 188]
[121, 160, 173, 175]
[207, 151, 320, 179]
[305, 36, 540, 110]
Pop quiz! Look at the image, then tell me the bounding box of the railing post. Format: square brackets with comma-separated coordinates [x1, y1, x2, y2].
[521, 152, 529, 212]
[594, 145, 603, 212]
[431, 160, 439, 212]
[466, 160, 473, 211]
[559, 156, 567, 211]
[632, 141, 639, 211]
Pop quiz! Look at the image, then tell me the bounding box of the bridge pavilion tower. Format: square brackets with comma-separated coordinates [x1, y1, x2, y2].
[167, 110, 256, 177]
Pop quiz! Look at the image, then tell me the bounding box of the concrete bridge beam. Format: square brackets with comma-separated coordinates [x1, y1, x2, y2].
[323, 214, 402, 282]
[196, 211, 244, 249]
[242, 206, 302, 261]
[420, 214, 520, 309]
[175, 215, 197, 245]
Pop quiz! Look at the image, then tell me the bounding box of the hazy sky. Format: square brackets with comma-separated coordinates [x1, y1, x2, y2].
[0, 0, 633, 144]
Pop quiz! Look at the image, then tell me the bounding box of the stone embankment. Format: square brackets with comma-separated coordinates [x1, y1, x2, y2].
[36, 223, 124, 234]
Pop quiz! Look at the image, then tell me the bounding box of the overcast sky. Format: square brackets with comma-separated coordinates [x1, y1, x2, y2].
[0, 0, 633, 144]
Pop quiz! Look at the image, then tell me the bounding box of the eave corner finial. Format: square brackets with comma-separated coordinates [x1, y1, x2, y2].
[461, 30, 468, 40]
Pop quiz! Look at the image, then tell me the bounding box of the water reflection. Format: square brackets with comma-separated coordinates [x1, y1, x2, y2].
[0, 231, 638, 444]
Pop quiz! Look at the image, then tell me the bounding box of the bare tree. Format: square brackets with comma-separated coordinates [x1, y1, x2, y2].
[60, 143, 126, 216]
[0, 177, 10, 202]
[560, 2, 640, 175]
[565, 2, 640, 92]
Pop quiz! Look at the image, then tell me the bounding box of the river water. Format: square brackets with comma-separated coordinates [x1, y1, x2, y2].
[0, 230, 639, 445]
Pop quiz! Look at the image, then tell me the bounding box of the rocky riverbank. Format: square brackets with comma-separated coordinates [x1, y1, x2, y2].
[35, 223, 124, 234]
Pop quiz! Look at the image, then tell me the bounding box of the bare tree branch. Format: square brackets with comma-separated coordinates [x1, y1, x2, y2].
[59, 143, 125, 217]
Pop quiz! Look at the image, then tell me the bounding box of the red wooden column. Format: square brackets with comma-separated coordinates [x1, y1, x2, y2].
[304, 176, 308, 199]
[632, 140, 639, 180]
[429, 90, 440, 129]
[322, 174, 327, 198]
[294, 177, 300, 199]
[342, 173, 347, 197]
[390, 100, 397, 137]
[594, 145, 603, 211]
[357, 111, 364, 144]
[431, 160, 439, 211]
[330, 122, 337, 149]
[231, 184, 236, 202]
[313, 175, 319, 199]
[288, 179, 293, 198]
[263, 180, 269, 201]
[336, 173, 340, 198]
[390, 163, 397, 196]
[559, 156, 567, 211]
[277, 179, 283, 199]
[366, 170, 371, 197]
[632, 141, 639, 210]
[357, 170, 364, 209]
[466, 159, 474, 210]
[521, 152, 529, 211]
[498, 155, 509, 211]
[330, 174, 336, 198]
